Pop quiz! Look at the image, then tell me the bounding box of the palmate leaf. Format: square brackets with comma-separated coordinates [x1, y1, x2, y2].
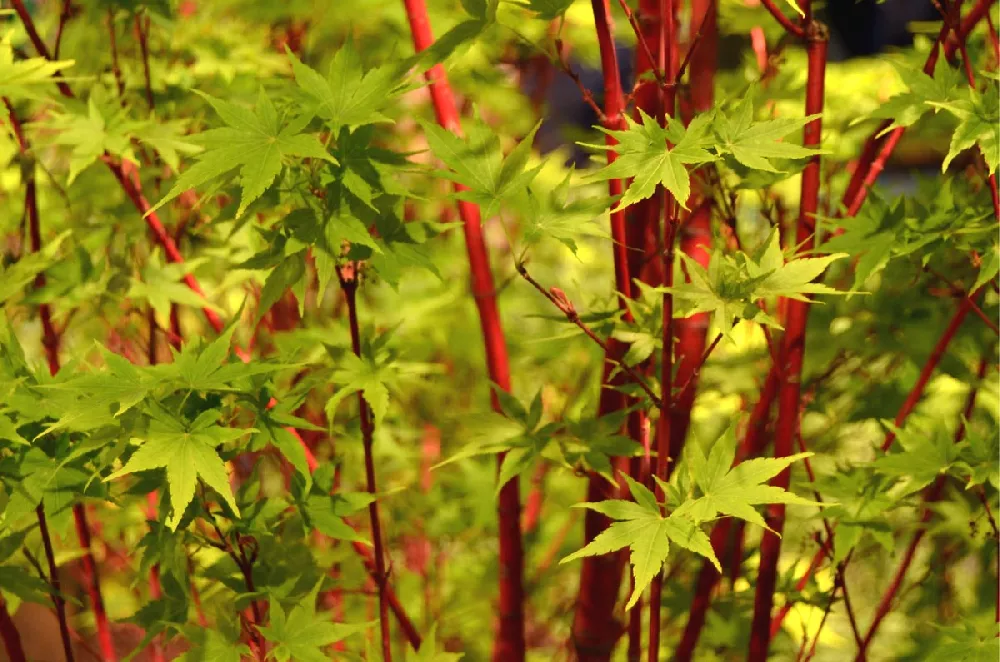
[287, 41, 409, 131]
[128, 254, 223, 323]
[150, 88, 335, 218]
[45, 90, 143, 183]
[586, 109, 715, 211]
[259, 589, 372, 662]
[673, 425, 820, 531]
[176, 629, 250, 662]
[713, 95, 822, 172]
[0, 231, 70, 305]
[326, 351, 392, 428]
[874, 420, 963, 496]
[664, 230, 846, 337]
[929, 83, 1000, 174]
[0, 32, 73, 102]
[106, 408, 246, 530]
[420, 115, 543, 218]
[562, 476, 719, 610]
[856, 61, 962, 133]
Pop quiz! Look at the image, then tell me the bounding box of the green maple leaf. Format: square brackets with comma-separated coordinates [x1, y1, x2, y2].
[0, 231, 70, 305]
[586, 109, 715, 211]
[665, 230, 846, 337]
[287, 41, 409, 130]
[106, 407, 245, 530]
[561, 476, 719, 610]
[516, 169, 610, 254]
[150, 88, 335, 218]
[302, 492, 374, 544]
[35, 347, 162, 434]
[930, 84, 1000, 174]
[326, 349, 392, 428]
[259, 592, 372, 662]
[857, 61, 961, 133]
[420, 114, 543, 218]
[161, 320, 291, 391]
[874, 420, 962, 496]
[713, 95, 822, 172]
[45, 91, 145, 183]
[955, 422, 1000, 489]
[821, 193, 904, 289]
[927, 623, 1000, 662]
[673, 426, 820, 531]
[0, 32, 73, 101]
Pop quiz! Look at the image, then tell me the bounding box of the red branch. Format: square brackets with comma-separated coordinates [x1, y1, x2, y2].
[760, 0, 806, 38]
[568, 3, 642, 658]
[339, 267, 393, 661]
[36, 505, 76, 662]
[0, 598, 25, 662]
[400, 2, 524, 659]
[747, 18, 827, 662]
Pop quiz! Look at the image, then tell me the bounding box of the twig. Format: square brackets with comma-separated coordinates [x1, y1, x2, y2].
[53, 0, 74, 59]
[616, 0, 666, 85]
[759, 0, 806, 38]
[0, 598, 25, 662]
[516, 263, 662, 410]
[36, 506, 76, 662]
[337, 263, 393, 662]
[675, 0, 716, 83]
[135, 12, 154, 112]
[553, 39, 606, 121]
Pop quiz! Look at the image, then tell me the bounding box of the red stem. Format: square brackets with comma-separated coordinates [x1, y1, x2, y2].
[570, 4, 644, 657]
[135, 13, 155, 112]
[747, 19, 827, 662]
[0, 598, 25, 662]
[37, 505, 76, 662]
[855, 352, 990, 658]
[760, 0, 807, 38]
[880, 289, 983, 452]
[400, 3, 524, 659]
[340, 269, 392, 662]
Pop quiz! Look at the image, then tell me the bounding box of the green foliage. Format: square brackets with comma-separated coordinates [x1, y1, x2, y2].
[0, 1, 996, 661]
[664, 229, 847, 337]
[150, 87, 334, 218]
[562, 426, 819, 610]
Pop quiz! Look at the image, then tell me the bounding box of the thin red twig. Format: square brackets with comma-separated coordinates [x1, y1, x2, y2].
[0, 598, 25, 662]
[339, 264, 393, 662]
[759, 0, 806, 38]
